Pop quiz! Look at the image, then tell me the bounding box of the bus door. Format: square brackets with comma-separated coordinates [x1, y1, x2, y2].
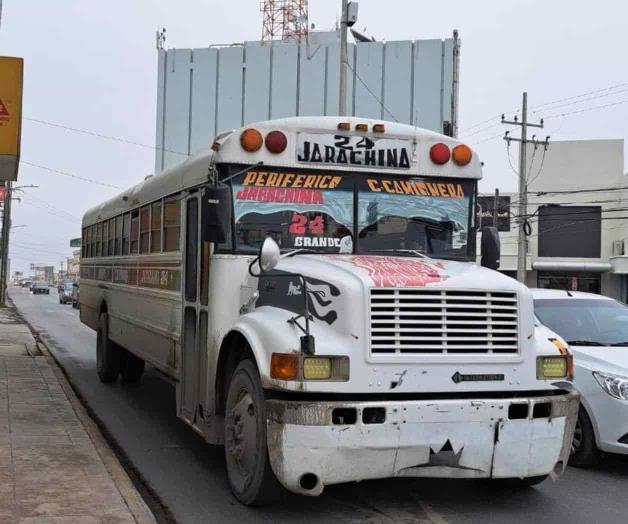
[180, 193, 211, 429]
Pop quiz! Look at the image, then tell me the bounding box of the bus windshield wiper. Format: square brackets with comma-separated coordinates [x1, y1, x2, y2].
[282, 248, 320, 258]
[366, 249, 428, 258]
[566, 340, 605, 346]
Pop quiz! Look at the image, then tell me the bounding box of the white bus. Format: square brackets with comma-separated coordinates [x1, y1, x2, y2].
[80, 117, 578, 505]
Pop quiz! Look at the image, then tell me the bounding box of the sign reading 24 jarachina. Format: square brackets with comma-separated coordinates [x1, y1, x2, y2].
[0, 56, 24, 182]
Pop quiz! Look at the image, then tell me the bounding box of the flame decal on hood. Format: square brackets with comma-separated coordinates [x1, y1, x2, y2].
[347, 256, 448, 287]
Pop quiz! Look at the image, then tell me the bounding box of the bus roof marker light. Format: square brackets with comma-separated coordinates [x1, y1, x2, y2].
[355, 123, 368, 132]
[372, 124, 385, 133]
[240, 128, 263, 152]
[337, 122, 351, 131]
[452, 144, 473, 166]
[430, 143, 450, 165]
[265, 130, 288, 154]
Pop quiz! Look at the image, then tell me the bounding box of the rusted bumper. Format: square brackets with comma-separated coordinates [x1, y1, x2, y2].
[266, 390, 579, 496]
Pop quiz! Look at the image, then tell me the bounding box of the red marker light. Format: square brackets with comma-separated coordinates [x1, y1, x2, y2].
[265, 130, 287, 154]
[430, 143, 450, 165]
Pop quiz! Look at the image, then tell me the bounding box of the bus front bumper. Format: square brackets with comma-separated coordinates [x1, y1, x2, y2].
[266, 391, 579, 496]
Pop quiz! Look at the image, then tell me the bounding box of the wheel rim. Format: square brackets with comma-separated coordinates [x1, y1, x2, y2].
[571, 417, 583, 455]
[225, 389, 259, 492]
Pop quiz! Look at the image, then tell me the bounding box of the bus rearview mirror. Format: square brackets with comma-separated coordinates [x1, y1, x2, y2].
[202, 185, 232, 243]
[481, 226, 500, 270]
[258, 237, 281, 273]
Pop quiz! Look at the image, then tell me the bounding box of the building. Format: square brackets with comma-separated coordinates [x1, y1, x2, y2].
[155, 32, 460, 172]
[66, 249, 80, 277]
[479, 139, 628, 301]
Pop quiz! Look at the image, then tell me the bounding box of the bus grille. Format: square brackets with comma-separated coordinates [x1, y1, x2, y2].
[369, 289, 519, 355]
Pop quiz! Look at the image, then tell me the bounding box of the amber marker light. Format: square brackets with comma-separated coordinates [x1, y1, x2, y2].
[372, 124, 385, 133]
[355, 123, 369, 132]
[452, 144, 473, 166]
[270, 353, 299, 381]
[240, 128, 263, 152]
[337, 122, 351, 131]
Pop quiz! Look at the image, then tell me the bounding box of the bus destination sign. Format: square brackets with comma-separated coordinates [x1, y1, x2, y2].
[296, 133, 412, 170]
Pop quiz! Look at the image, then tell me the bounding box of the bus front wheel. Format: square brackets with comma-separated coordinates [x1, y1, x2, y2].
[96, 312, 120, 383]
[224, 359, 283, 505]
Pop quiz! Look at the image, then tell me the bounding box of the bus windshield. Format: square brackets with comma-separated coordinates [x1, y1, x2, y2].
[229, 168, 474, 260]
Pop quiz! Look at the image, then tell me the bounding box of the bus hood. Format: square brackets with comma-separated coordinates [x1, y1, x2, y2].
[273, 254, 524, 293]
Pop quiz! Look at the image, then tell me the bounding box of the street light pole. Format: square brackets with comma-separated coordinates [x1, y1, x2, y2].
[0, 181, 13, 306]
[338, 0, 348, 116]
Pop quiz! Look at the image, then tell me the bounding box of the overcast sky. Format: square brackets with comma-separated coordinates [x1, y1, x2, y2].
[1, 0, 627, 274]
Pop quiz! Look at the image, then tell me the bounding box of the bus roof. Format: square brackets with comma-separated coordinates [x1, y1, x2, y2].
[83, 116, 481, 226]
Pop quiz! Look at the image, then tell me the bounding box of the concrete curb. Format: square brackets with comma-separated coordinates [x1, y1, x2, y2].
[37, 340, 158, 524]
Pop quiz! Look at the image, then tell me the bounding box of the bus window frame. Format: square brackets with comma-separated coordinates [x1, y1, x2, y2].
[150, 201, 162, 253]
[115, 215, 123, 256]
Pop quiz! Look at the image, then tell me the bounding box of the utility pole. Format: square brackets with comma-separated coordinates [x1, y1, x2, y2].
[502, 92, 549, 284]
[492, 188, 500, 228]
[0, 181, 12, 306]
[338, 0, 349, 116]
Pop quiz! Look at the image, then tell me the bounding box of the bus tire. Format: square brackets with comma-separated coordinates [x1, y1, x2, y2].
[96, 312, 120, 383]
[569, 406, 599, 467]
[120, 350, 145, 383]
[224, 359, 283, 506]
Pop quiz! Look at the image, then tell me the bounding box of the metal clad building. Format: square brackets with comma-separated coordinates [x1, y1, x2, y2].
[155, 35, 458, 173]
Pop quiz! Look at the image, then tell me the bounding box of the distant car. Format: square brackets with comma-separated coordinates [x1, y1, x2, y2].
[20, 279, 33, 288]
[72, 280, 80, 309]
[57, 279, 74, 293]
[533, 289, 628, 466]
[31, 281, 50, 295]
[59, 281, 74, 304]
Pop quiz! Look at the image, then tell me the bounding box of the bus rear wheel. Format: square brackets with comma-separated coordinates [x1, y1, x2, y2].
[96, 312, 120, 383]
[224, 360, 283, 506]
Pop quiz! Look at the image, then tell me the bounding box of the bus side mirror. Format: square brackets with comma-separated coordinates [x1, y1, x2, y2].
[202, 185, 232, 243]
[481, 226, 500, 270]
[258, 237, 280, 273]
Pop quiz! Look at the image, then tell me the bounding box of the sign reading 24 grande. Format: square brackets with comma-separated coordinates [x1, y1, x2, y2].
[297, 133, 412, 169]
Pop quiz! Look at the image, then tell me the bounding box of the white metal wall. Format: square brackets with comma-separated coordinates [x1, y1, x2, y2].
[155, 38, 456, 173]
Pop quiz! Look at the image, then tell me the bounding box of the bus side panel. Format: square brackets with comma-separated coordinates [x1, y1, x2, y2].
[106, 286, 181, 380]
[79, 279, 101, 331]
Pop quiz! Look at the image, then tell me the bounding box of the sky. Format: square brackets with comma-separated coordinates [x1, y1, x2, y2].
[1, 0, 627, 274]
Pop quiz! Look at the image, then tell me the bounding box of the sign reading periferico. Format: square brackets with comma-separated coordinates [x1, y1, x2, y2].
[0, 56, 24, 182]
[297, 133, 412, 169]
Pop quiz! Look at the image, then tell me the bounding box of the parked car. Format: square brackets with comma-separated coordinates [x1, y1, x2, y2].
[31, 281, 50, 295]
[59, 281, 74, 304]
[72, 280, 80, 309]
[533, 289, 628, 466]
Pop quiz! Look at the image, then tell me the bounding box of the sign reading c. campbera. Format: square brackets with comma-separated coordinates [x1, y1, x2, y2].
[0, 56, 24, 182]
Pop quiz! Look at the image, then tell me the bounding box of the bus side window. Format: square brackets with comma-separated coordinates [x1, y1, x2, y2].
[81, 228, 86, 258]
[108, 218, 115, 256]
[122, 213, 131, 255]
[87, 226, 92, 258]
[163, 196, 181, 252]
[115, 215, 123, 256]
[103, 221, 109, 257]
[96, 223, 102, 258]
[130, 210, 140, 254]
[151, 201, 162, 253]
[140, 205, 150, 254]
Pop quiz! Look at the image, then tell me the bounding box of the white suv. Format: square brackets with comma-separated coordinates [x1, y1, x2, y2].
[532, 288, 628, 465]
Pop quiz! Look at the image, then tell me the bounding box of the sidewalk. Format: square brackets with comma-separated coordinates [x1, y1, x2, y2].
[0, 305, 156, 524]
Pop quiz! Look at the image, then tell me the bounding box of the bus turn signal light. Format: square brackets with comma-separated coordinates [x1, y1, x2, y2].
[271, 353, 299, 381]
[240, 128, 263, 152]
[265, 130, 287, 154]
[452, 144, 473, 166]
[430, 143, 450, 165]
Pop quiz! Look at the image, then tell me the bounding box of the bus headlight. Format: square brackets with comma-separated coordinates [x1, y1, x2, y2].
[303, 358, 332, 379]
[537, 356, 569, 379]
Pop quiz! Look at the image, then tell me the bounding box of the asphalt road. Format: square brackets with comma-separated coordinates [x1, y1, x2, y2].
[8, 285, 628, 524]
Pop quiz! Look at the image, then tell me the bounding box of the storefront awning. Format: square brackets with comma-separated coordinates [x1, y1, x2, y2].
[532, 261, 612, 273]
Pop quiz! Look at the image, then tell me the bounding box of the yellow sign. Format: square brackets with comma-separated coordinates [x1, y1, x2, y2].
[0, 56, 24, 181]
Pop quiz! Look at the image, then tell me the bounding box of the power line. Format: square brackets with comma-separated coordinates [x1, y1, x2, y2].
[343, 59, 400, 123]
[20, 160, 123, 190]
[543, 98, 628, 120]
[528, 81, 628, 112]
[25, 117, 189, 157]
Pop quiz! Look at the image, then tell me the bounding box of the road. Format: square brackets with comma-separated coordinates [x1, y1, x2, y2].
[8, 285, 628, 524]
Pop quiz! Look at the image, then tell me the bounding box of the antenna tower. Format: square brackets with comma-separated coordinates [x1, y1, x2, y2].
[261, 0, 308, 42]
